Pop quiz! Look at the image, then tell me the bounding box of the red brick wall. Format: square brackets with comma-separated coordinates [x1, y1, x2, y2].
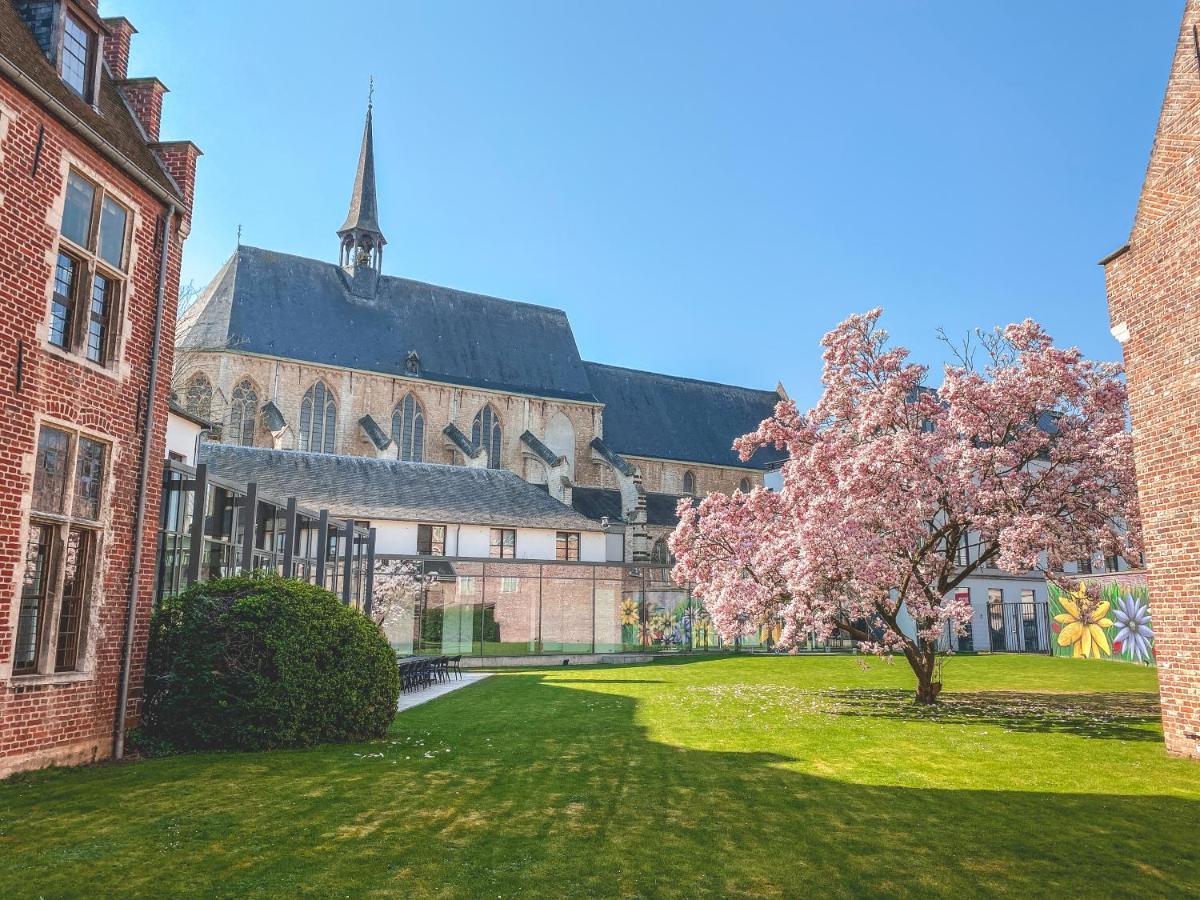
[1103, 0, 1200, 759]
[0, 73, 186, 776]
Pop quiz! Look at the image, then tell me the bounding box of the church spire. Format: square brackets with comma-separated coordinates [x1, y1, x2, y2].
[338, 83, 386, 275]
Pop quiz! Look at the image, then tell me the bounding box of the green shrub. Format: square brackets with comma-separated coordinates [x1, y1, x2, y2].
[141, 574, 400, 753]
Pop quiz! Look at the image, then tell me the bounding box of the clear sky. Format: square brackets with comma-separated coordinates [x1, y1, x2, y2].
[109, 0, 1183, 408]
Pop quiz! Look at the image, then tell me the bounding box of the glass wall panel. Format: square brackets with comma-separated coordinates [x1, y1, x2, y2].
[482, 562, 541, 656]
[540, 565, 594, 653]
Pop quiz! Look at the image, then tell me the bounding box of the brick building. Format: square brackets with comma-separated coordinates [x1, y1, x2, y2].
[176, 100, 785, 561]
[1102, 0, 1200, 758]
[0, 0, 199, 776]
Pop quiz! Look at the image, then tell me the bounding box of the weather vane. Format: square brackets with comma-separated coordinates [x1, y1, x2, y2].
[236, 223, 242, 247]
[368, 75, 374, 111]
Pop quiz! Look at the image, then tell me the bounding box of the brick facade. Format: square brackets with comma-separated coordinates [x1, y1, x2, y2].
[0, 3, 196, 777]
[1102, 0, 1200, 758]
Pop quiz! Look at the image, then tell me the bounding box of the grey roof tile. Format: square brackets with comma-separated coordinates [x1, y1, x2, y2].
[199, 444, 598, 531]
[585, 362, 785, 469]
[179, 245, 597, 402]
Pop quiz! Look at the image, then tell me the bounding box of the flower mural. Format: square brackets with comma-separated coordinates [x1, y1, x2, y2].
[1048, 576, 1154, 666]
[1053, 585, 1113, 658]
[1112, 594, 1154, 663]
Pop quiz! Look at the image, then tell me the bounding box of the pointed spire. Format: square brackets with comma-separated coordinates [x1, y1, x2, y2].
[339, 94, 384, 238]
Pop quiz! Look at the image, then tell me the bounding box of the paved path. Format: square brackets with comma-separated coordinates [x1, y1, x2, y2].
[396, 672, 492, 712]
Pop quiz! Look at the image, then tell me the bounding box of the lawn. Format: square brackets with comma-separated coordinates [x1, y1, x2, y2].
[2, 655, 1198, 897]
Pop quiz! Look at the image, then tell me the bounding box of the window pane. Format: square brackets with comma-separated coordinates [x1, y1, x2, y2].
[86, 274, 112, 364]
[56, 528, 94, 671]
[61, 172, 96, 247]
[50, 252, 77, 348]
[98, 197, 128, 269]
[14, 523, 55, 673]
[61, 16, 91, 97]
[73, 437, 105, 521]
[33, 427, 71, 514]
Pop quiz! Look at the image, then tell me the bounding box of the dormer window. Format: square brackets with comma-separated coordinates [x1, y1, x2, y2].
[61, 12, 97, 101]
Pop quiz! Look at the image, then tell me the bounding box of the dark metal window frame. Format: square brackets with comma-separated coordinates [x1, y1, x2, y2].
[417, 523, 446, 556]
[489, 527, 516, 559]
[555, 531, 580, 561]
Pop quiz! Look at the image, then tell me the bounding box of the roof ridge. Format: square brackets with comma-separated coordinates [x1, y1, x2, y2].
[235, 244, 571, 317]
[583, 360, 780, 396]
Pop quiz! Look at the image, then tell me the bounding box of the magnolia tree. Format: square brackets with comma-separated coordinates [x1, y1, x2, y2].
[670, 309, 1142, 703]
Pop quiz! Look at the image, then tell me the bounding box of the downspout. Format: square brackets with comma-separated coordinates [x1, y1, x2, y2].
[113, 203, 176, 760]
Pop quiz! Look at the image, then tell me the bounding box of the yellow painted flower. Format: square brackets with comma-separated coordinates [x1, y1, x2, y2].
[1055, 585, 1114, 659]
[620, 598, 640, 626]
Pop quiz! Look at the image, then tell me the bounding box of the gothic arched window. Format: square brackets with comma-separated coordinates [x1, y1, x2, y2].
[472, 404, 502, 469]
[184, 373, 213, 420]
[391, 393, 425, 462]
[651, 538, 672, 566]
[228, 379, 258, 446]
[300, 380, 337, 454]
[739, 477, 751, 493]
[682, 470, 696, 495]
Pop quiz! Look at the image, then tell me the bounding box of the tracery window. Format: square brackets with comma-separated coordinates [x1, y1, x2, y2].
[472, 404, 503, 470]
[228, 379, 258, 446]
[184, 373, 213, 420]
[300, 380, 337, 454]
[391, 393, 425, 462]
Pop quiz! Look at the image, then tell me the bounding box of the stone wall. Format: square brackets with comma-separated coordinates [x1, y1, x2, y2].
[181, 350, 766, 495]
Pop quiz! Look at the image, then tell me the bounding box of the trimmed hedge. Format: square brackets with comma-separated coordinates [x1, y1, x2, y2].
[141, 574, 400, 753]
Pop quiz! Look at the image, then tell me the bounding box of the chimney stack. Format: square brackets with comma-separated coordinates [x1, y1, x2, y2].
[101, 17, 137, 81]
[119, 77, 168, 142]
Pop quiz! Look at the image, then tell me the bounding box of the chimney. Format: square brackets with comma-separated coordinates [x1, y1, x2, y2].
[101, 17, 137, 81]
[119, 77, 168, 142]
[152, 140, 202, 229]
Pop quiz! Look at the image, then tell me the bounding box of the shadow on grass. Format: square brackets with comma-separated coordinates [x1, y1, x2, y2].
[822, 688, 1163, 742]
[0, 672, 1195, 898]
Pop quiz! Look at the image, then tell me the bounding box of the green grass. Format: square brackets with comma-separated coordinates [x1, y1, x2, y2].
[2, 655, 1198, 897]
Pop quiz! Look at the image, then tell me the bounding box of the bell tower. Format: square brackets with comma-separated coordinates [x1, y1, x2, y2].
[337, 86, 386, 283]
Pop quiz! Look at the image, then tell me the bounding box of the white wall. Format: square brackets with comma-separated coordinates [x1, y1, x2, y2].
[166, 411, 204, 464]
[360, 517, 606, 561]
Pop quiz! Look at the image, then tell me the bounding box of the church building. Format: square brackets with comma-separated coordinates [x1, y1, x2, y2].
[176, 101, 785, 561]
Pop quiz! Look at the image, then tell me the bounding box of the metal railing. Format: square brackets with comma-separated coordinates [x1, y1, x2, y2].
[155, 459, 375, 609]
[940, 601, 1051, 654]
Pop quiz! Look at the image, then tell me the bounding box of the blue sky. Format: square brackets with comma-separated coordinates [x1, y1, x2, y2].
[110, 0, 1182, 407]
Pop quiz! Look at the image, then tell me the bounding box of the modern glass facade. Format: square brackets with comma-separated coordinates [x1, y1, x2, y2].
[156, 460, 374, 609]
[372, 555, 773, 657]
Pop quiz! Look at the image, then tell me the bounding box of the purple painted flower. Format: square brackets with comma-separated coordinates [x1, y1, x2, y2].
[1112, 594, 1153, 663]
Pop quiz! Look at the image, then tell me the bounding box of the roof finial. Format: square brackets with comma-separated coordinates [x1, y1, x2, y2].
[368, 75, 374, 113]
[236, 223, 242, 247]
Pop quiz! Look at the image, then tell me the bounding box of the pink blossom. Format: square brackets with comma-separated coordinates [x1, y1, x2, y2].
[670, 309, 1142, 703]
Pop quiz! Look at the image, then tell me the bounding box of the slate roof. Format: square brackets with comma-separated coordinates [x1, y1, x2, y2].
[339, 105, 384, 238]
[571, 487, 692, 528]
[178, 245, 597, 402]
[1, 2, 183, 202]
[584, 362, 785, 469]
[199, 444, 599, 531]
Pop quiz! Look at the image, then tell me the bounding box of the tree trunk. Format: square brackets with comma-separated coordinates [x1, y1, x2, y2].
[909, 653, 943, 705]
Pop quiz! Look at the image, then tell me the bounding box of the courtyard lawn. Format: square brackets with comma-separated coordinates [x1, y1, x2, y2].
[2, 656, 1198, 898]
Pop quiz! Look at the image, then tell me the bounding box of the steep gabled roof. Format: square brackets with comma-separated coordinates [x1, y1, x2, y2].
[584, 362, 785, 469]
[178, 245, 597, 402]
[199, 444, 599, 531]
[0, 2, 183, 202]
